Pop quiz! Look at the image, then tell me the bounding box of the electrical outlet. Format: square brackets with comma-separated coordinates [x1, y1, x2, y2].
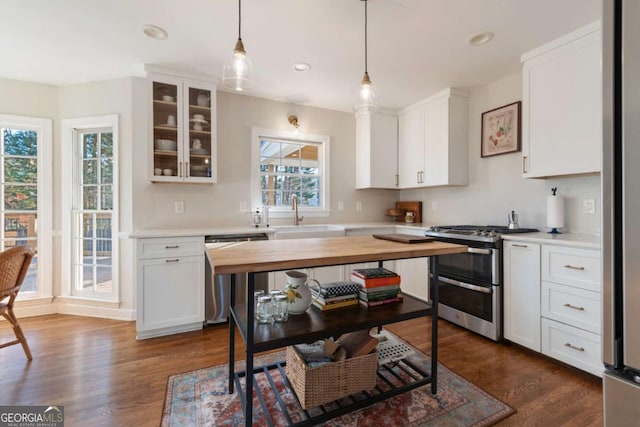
[431, 201, 438, 211]
[239, 201, 248, 212]
[356, 201, 362, 211]
[337, 201, 344, 211]
[175, 201, 185, 214]
[583, 198, 596, 214]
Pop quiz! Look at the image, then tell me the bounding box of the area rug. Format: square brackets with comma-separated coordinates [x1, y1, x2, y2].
[162, 336, 515, 427]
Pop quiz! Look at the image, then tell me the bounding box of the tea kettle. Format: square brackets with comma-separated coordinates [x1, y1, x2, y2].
[508, 210, 519, 229]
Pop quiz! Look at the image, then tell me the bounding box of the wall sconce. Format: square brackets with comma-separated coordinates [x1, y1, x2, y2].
[288, 115, 300, 132]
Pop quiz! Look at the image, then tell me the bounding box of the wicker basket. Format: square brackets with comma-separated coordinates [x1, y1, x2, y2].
[286, 345, 378, 409]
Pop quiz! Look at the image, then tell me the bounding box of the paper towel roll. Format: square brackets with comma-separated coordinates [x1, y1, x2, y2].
[547, 195, 565, 229]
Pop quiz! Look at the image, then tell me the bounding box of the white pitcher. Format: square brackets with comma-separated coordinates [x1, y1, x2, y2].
[283, 270, 320, 315]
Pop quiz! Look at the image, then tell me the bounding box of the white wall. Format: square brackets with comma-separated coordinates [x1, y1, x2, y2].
[132, 90, 397, 230]
[401, 72, 601, 234]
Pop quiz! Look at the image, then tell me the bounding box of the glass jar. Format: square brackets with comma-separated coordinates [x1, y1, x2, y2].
[254, 290, 265, 312]
[256, 295, 273, 324]
[273, 294, 289, 323]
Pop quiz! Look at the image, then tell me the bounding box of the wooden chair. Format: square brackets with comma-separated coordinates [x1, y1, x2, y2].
[0, 246, 35, 360]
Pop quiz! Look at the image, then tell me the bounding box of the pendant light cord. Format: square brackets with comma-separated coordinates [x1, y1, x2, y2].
[364, 0, 368, 73]
[238, 0, 242, 40]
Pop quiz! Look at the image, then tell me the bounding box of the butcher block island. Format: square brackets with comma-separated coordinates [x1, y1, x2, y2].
[207, 235, 467, 426]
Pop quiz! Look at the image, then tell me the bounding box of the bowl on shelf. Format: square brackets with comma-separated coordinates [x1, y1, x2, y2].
[190, 148, 208, 155]
[155, 139, 177, 151]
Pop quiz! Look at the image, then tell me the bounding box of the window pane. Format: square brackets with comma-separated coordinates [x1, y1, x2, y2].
[4, 158, 37, 183]
[101, 185, 113, 210]
[83, 160, 98, 184]
[100, 132, 113, 157]
[4, 213, 37, 241]
[83, 186, 98, 209]
[95, 267, 112, 293]
[83, 133, 98, 158]
[301, 166, 319, 175]
[3, 129, 37, 156]
[101, 158, 113, 184]
[4, 185, 37, 210]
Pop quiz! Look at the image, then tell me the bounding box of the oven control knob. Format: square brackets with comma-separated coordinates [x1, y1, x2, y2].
[430, 226, 440, 232]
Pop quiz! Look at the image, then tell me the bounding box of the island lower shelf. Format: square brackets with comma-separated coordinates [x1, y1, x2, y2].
[230, 293, 432, 353]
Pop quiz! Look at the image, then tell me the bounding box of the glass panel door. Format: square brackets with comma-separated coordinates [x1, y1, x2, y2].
[152, 80, 179, 178]
[186, 83, 213, 180]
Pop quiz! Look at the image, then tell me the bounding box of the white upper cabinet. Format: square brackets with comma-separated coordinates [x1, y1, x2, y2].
[398, 88, 468, 189]
[147, 67, 217, 184]
[521, 22, 601, 178]
[355, 106, 398, 189]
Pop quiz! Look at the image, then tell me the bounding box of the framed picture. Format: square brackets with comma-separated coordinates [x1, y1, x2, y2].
[481, 101, 521, 157]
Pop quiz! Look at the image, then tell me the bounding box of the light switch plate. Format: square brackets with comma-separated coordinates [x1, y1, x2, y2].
[583, 198, 596, 214]
[175, 201, 185, 214]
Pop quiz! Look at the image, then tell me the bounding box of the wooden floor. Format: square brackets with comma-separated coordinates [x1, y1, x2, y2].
[0, 314, 602, 426]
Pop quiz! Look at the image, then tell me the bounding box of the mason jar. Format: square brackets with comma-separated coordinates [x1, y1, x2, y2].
[273, 294, 289, 322]
[254, 290, 265, 312]
[256, 295, 273, 324]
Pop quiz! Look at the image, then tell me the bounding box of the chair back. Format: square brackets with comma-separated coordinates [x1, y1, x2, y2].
[0, 246, 35, 298]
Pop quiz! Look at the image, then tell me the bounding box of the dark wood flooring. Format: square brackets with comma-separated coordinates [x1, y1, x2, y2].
[0, 314, 602, 426]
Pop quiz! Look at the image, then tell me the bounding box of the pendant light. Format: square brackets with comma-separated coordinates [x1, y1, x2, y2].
[359, 0, 376, 106]
[223, 0, 254, 91]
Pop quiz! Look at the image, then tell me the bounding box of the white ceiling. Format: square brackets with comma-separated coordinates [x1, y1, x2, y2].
[1, 0, 601, 112]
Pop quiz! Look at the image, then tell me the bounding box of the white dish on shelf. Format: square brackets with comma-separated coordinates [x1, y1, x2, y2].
[162, 123, 177, 128]
[154, 139, 177, 151]
[189, 118, 209, 124]
[190, 148, 208, 155]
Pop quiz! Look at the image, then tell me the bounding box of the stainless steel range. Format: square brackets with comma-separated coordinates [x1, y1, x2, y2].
[424, 225, 537, 341]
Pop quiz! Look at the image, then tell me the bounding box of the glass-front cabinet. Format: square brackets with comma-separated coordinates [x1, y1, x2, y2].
[148, 71, 217, 183]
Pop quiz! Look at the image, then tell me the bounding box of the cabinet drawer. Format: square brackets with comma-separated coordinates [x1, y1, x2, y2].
[541, 318, 602, 377]
[541, 281, 601, 334]
[541, 245, 600, 291]
[137, 236, 204, 259]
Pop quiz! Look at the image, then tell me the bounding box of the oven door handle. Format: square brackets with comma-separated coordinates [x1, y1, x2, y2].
[439, 276, 493, 294]
[467, 247, 493, 255]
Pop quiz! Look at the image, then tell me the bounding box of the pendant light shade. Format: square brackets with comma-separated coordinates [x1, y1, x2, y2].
[223, 0, 254, 91]
[358, 0, 376, 107]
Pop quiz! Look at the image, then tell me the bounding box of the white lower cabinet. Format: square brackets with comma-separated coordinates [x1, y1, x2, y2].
[136, 237, 205, 339]
[503, 239, 602, 376]
[504, 241, 541, 351]
[394, 258, 429, 301]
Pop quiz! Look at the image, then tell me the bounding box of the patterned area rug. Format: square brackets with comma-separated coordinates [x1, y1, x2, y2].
[162, 335, 514, 427]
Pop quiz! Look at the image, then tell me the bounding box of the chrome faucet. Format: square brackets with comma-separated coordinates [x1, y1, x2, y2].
[291, 194, 304, 226]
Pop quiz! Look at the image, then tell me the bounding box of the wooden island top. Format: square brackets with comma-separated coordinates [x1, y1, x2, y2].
[206, 235, 467, 274]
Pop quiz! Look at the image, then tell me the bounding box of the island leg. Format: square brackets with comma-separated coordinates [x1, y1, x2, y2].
[430, 256, 438, 395]
[228, 273, 236, 393]
[245, 272, 255, 426]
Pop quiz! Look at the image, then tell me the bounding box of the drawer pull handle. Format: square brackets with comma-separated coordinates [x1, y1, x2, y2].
[564, 303, 585, 311]
[513, 244, 528, 248]
[165, 258, 180, 263]
[165, 245, 180, 249]
[564, 342, 585, 352]
[564, 264, 585, 271]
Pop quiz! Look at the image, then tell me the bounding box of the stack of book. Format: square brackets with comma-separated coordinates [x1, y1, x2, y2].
[311, 281, 361, 311]
[350, 267, 403, 307]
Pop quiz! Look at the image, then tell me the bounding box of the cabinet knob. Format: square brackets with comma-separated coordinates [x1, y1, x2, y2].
[522, 156, 528, 173]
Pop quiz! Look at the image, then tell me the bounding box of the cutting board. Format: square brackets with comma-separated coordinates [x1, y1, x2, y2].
[372, 234, 435, 244]
[395, 201, 422, 223]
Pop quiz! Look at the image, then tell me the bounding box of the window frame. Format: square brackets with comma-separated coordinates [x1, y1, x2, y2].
[251, 127, 330, 218]
[61, 115, 119, 302]
[0, 114, 52, 300]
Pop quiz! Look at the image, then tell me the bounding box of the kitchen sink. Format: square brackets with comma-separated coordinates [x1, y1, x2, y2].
[273, 224, 346, 239]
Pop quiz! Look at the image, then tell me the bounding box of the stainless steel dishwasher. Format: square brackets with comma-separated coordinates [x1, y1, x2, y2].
[204, 233, 270, 324]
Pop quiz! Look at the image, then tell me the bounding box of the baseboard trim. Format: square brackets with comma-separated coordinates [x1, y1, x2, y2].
[56, 302, 135, 321]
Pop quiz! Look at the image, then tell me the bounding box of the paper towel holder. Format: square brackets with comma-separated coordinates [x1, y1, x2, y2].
[547, 187, 563, 234]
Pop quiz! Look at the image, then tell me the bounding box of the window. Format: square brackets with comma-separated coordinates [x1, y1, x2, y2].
[62, 116, 118, 301]
[0, 115, 52, 299]
[252, 128, 330, 216]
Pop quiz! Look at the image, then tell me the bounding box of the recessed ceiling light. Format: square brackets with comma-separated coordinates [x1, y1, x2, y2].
[143, 24, 168, 40]
[293, 62, 311, 72]
[468, 31, 494, 46]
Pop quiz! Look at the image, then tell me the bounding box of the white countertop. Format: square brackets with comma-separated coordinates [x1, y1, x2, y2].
[129, 222, 432, 238]
[502, 232, 601, 249]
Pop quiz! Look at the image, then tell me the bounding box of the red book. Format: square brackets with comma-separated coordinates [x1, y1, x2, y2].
[350, 273, 401, 288]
